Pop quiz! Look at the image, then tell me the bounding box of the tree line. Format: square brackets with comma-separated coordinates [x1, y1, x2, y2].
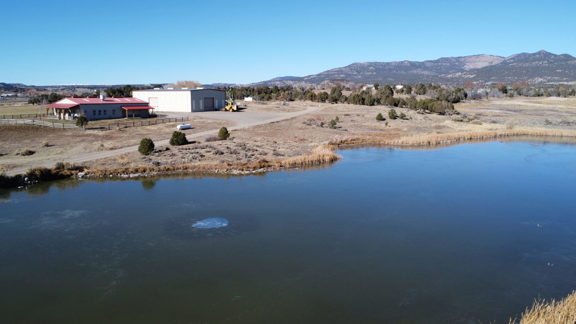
[221, 84, 461, 115]
[28, 85, 156, 104]
[28, 93, 65, 104]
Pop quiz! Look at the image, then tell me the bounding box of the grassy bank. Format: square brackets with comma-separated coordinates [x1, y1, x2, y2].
[84, 144, 341, 177]
[0, 164, 82, 188]
[6, 128, 576, 186]
[511, 290, 576, 323]
[333, 127, 576, 148]
[80, 128, 576, 179]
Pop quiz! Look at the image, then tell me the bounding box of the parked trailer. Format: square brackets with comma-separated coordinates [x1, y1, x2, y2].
[176, 123, 192, 130]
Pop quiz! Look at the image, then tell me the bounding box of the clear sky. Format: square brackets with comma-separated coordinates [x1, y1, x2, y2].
[2, 0, 575, 85]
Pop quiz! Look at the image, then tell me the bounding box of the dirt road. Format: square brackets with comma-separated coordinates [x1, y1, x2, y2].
[5, 106, 320, 176]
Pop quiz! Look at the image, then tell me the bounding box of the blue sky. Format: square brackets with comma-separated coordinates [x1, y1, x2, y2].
[2, 0, 575, 85]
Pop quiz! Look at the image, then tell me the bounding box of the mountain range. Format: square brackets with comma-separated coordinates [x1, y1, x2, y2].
[253, 50, 576, 87]
[3, 51, 576, 91]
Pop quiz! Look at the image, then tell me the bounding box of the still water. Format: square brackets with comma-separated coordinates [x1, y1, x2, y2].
[1, 141, 575, 323]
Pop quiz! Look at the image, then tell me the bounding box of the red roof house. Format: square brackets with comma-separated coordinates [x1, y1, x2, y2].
[47, 96, 154, 120]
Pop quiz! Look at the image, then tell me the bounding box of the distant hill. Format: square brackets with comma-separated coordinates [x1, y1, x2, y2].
[465, 51, 576, 84]
[0, 82, 27, 91]
[0, 83, 167, 94]
[254, 51, 576, 86]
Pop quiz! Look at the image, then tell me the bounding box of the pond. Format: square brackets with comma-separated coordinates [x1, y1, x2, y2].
[1, 141, 575, 323]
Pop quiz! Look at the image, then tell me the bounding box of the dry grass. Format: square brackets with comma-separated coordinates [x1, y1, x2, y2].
[276, 144, 340, 168]
[0, 163, 82, 188]
[511, 291, 576, 324]
[0, 103, 45, 115]
[85, 144, 340, 177]
[333, 128, 576, 148]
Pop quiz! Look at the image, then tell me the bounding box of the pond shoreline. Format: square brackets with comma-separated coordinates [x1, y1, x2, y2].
[3, 129, 576, 189]
[82, 128, 576, 179]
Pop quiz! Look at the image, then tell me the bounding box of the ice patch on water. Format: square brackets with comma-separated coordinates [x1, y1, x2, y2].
[33, 209, 92, 231]
[192, 217, 229, 229]
[57, 209, 88, 219]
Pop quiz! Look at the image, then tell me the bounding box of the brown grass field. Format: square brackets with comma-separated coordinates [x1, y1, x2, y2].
[0, 102, 45, 115]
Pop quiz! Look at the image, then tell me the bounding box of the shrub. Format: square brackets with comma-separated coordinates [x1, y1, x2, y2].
[54, 162, 66, 170]
[139, 138, 155, 155]
[376, 113, 385, 121]
[388, 109, 398, 120]
[76, 116, 88, 129]
[53, 162, 80, 171]
[0, 173, 14, 188]
[399, 112, 407, 120]
[320, 121, 325, 127]
[329, 119, 337, 129]
[218, 127, 230, 140]
[170, 131, 188, 146]
[19, 149, 35, 156]
[25, 167, 54, 182]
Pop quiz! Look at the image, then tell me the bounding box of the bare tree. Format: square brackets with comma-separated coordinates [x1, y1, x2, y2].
[167, 80, 202, 89]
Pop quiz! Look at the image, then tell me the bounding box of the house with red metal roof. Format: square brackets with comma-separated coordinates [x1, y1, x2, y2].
[46, 95, 154, 120]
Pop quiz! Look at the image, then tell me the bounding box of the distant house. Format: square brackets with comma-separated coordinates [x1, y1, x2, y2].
[362, 84, 375, 91]
[395, 84, 404, 90]
[243, 97, 254, 102]
[47, 95, 153, 120]
[132, 88, 226, 112]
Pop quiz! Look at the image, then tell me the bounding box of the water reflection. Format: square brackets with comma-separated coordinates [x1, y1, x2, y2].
[140, 178, 157, 190]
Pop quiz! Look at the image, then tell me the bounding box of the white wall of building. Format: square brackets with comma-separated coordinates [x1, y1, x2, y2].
[133, 90, 192, 113]
[133, 89, 226, 113]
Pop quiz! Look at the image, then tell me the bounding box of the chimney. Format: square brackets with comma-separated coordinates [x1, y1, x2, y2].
[99, 92, 107, 101]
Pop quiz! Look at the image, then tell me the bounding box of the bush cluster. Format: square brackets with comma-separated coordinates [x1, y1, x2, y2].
[139, 138, 155, 155]
[218, 127, 230, 140]
[76, 116, 89, 128]
[170, 131, 188, 146]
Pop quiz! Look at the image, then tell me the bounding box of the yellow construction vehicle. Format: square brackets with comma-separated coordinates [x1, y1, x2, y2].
[223, 91, 238, 112]
[224, 98, 238, 112]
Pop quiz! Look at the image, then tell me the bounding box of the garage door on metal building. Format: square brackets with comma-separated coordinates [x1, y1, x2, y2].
[203, 97, 215, 110]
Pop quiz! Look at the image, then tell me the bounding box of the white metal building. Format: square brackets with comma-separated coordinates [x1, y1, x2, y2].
[132, 89, 226, 112]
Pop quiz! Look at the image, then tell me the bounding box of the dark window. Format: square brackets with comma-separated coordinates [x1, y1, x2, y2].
[93, 110, 96, 116]
[112, 110, 115, 115]
[98, 110, 102, 115]
[104, 109, 107, 115]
